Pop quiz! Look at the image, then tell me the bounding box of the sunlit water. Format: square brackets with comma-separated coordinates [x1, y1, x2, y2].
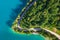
[0, 0, 45, 40]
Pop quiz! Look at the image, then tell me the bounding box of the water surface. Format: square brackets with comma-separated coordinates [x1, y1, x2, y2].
[0, 0, 44, 40]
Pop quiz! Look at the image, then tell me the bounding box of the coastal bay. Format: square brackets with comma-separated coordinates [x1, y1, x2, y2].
[0, 0, 45, 40]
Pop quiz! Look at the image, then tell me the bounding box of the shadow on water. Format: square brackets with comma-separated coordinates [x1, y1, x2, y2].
[6, 0, 29, 27]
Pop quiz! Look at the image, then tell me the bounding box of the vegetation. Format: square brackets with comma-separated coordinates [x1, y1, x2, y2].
[12, 0, 60, 40]
[20, 0, 60, 34]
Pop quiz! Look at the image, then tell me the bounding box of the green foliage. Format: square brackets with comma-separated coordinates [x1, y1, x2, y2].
[20, 0, 60, 29]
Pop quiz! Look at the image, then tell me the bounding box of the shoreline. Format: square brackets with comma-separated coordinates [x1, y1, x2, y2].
[12, 0, 60, 40]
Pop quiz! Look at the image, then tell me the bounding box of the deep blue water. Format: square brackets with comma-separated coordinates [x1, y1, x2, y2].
[0, 0, 45, 40]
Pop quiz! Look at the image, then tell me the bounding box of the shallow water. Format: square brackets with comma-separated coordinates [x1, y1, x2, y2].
[0, 0, 44, 40]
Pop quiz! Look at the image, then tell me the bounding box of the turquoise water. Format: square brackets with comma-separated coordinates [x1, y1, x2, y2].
[0, 0, 44, 40]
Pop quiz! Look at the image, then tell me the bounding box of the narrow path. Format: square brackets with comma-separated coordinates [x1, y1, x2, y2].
[17, 0, 37, 34]
[43, 28, 60, 40]
[17, 0, 37, 33]
[18, 0, 37, 25]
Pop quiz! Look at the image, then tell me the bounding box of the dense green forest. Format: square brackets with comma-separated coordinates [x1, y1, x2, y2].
[20, 0, 60, 31]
